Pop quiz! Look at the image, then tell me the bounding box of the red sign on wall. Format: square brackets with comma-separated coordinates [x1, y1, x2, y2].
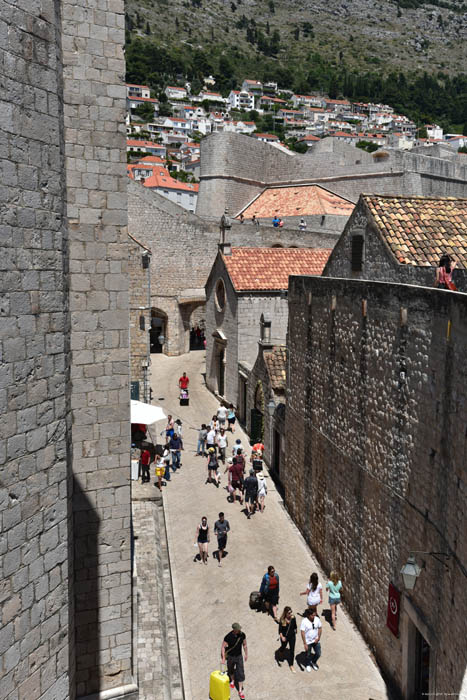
[386, 582, 401, 637]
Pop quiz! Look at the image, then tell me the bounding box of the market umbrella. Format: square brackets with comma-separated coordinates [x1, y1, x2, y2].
[130, 400, 166, 425]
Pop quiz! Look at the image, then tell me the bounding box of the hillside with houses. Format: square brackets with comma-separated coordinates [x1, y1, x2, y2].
[126, 78, 467, 212]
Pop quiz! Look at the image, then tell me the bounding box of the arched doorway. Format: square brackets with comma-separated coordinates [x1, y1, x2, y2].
[149, 308, 167, 354]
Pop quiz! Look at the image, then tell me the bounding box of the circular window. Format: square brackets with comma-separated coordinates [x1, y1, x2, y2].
[215, 279, 226, 312]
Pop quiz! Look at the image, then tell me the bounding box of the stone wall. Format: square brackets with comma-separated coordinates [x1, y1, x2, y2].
[128, 235, 151, 399]
[285, 275, 467, 698]
[0, 3, 72, 700]
[61, 0, 134, 695]
[197, 132, 467, 220]
[128, 179, 337, 356]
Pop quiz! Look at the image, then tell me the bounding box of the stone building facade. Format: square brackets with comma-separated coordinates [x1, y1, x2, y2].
[128, 235, 151, 403]
[323, 194, 467, 291]
[128, 179, 337, 356]
[1, 2, 135, 699]
[285, 274, 467, 699]
[197, 132, 467, 220]
[205, 247, 330, 407]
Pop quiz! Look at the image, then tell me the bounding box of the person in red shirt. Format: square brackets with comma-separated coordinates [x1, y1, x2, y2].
[141, 448, 151, 483]
[179, 372, 189, 390]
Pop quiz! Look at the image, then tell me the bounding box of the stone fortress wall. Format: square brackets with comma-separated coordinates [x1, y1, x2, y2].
[128, 179, 336, 356]
[285, 275, 467, 698]
[197, 132, 467, 219]
[1, 2, 135, 699]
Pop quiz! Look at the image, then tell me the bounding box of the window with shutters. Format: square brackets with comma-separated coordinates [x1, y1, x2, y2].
[351, 235, 364, 271]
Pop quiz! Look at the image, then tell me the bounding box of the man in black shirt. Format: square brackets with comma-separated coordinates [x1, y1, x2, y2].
[214, 512, 230, 567]
[243, 470, 258, 519]
[221, 622, 248, 699]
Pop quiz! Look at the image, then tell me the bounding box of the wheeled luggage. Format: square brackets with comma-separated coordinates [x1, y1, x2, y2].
[249, 590, 262, 610]
[179, 389, 189, 406]
[209, 664, 230, 700]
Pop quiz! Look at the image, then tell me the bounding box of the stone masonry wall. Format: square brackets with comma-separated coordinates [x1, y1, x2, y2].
[128, 179, 337, 356]
[0, 3, 73, 700]
[285, 275, 467, 698]
[61, 1, 134, 696]
[128, 236, 151, 396]
[197, 132, 467, 219]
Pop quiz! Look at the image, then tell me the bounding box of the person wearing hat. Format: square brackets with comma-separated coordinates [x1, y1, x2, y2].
[231, 438, 244, 457]
[243, 469, 258, 519]
[206, 447, 220, 487]
[255, 471, 267, 513]
[221, 622, 248, 699]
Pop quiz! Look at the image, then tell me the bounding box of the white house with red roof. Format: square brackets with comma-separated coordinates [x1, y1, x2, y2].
[292, 94, 326, 109]
[128, 164, 198, 212]
[228, 90, 255, 111]
[198, 90, 224, 103]
[165, 86, 188, 100]
[126, 84, 150, 99]
[241, 79, 263, 96]
[252, 133, 280, 144]
[126, 139, 164, 156]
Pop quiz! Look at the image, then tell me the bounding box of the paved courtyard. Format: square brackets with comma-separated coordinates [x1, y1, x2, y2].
[142, 350, 389, 700]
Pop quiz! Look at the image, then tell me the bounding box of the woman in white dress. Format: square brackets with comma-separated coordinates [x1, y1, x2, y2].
[300, 572, 323, 610]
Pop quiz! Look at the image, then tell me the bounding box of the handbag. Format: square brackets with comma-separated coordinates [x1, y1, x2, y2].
[446, 280, 457, 291]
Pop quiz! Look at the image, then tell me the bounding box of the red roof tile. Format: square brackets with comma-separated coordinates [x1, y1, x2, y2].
[241, 185, 354, 219]
[364, 194, 467, 268]
[223, 248, 331, 291]
[264, 346, 287, 391]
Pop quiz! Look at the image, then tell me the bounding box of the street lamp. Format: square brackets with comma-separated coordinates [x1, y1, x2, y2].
[400, 551, 451, 591]
[267, 398, 276, 417]
[158, 333, 165, 346]
[141, 357, 149, 404]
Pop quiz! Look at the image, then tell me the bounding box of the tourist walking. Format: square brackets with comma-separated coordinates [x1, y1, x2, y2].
[256, 470, 267, 513]
[221, 623, 248, 699]
[206, 448, 220, 487]
[178, 372, 189, 390]
[227, 404, 236, 433]
[169, 432, 183, 471]
[164, 414, 174, 438]
[206, 424, 217, 453]
[197, 423, 208, 456]
[232, 438, 244, 456]
[252, 214, 259, 228]
[326, 571, 342, 630]
[272, 215, 280, 228]
[300, 572, 323, 610]
[161, 444, 171, 482]
[216, 427, 228, 464]
[214, 512, 230, 566]
[193, 516, 210, 564]
[300, 606, 322, 671]
[299, 217, 307, 232]
[154, 451, 166, 490]
[278, 606, 297, 672]
[243, 469, 258, 519]
[260, 565, 280, 621]
[217, 403, 228, 429]
[227, 455, 245, 504]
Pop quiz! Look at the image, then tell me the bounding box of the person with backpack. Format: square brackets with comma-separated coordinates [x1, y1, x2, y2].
[243, 470, 258, 519]
[206, 447, 220, 487]
[221, 623, 248, 699]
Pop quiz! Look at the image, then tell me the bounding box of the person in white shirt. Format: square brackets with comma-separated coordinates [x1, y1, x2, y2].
[216, 427, 228, 464]
[217, 404, 228, 428]
[300, 572, 323, 609]
[300, 607, 322, 672]
[232, 438, 244, 457]
[206, 427, 217, 453]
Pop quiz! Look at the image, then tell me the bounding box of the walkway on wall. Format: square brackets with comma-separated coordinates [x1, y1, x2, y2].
[141, 351, 389, 700]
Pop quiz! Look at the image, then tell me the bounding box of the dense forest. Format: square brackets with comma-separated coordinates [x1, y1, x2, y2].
[125, 33, 467, 132]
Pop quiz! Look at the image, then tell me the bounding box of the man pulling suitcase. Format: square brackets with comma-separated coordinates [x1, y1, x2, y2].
[220, 623, 248, 699]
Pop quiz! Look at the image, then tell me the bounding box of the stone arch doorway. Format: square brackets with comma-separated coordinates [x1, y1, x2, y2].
[149, 308, 167, 354]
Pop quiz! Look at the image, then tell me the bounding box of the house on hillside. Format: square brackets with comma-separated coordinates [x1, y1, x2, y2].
[126, 83, 150, 99]
[165, 86, 188, 100]
[205, 247, 331, 405]
[252, 133, 280, 144]
[128, 165, 198, 212]
[126, 139, 164, 156]
[323, 193, 467, 290]
[241, 79, 263, 96]
[228, 90, 255, 111]
[127, 96, 159, 120]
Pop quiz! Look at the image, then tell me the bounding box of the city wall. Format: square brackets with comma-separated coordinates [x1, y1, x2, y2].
[1, 1, 135, 699]
[285, 275, 467, 697]
[197, 132, 467, 219]
[128, 179, 336, 356]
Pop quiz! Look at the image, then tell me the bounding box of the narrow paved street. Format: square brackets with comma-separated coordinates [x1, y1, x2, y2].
[143, 350, 389, 700]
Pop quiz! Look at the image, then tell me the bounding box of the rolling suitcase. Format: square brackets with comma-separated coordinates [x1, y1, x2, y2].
[209, 663, 230, 700]
[249, 590, 262, 610]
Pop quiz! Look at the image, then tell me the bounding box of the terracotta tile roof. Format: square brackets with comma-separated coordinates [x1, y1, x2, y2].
[364, 194, 467, 268]
[240, 185, 355, 219]
[264, 346, 287, 392]
[222, 248, 332, 291]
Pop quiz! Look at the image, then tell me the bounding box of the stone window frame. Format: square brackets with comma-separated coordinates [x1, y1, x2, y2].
[215, 278, 226, 312]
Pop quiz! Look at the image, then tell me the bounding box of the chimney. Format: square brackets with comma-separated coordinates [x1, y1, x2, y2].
[259, 313, 273, 350]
